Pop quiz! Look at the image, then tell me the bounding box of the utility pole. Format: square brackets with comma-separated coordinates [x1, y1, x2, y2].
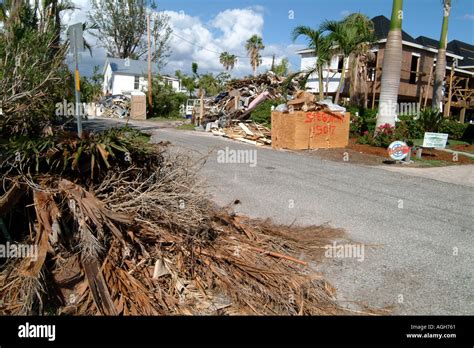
[147, 15, 152, 108]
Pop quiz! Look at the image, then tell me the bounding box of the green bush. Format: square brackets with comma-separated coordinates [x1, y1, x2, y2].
[373, 124, 396, 148]
[151, 81, 187, 118]
[350, 108, 377, 137]
[356, 123, 396, 148]
[418, 108, 444, 133]
[395, 116, 424, 140]
[439, 120, 468, 140]
[0, 10, 70, 137]
[356, 132, 372, 145]
[250, 99, 285, 128]
[346, 105, 360, 116]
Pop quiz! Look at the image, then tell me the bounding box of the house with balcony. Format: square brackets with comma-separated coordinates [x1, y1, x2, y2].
[296, 15, 474, 121]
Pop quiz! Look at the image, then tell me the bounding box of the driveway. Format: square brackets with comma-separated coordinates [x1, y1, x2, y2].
[85, 118, 474, 315]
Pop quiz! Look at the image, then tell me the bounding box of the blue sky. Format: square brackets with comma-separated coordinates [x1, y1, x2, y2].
[155, 0, 474, 43]
[67, 0, 474, 76]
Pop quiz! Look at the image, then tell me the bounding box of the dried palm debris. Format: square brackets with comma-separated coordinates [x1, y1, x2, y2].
[1, 129, 350, 316]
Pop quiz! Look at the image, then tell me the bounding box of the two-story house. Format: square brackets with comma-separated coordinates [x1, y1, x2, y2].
[296, 15, 474, 120]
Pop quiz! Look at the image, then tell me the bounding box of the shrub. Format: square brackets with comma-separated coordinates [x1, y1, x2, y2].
[439, 120, 468, 140]
[373, 123, 396, 148]
[395, 116, 424, 140]
[418, 108, 444, 133]
[355, 124, 397, 148]
[0, 11, 70, 137]
[151, 81, 187, 118]
[350, 108, 377, 137]
[356, 131, 372, 145]
[250, 99, 285, 128]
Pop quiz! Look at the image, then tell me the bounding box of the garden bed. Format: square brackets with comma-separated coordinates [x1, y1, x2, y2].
[300, 139, 474, 167]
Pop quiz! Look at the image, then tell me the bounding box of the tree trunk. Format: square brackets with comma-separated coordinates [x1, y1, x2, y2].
[434, 50, 448, 112]
[376, 0, 403, 128]
[349, 55, 358, 106]
[432, 2, 450, 110]
[318, 65, 324, 100]
[334, 57, 347, 105]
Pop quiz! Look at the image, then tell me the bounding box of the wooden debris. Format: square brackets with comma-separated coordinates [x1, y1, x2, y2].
[220, 122, 272, 146]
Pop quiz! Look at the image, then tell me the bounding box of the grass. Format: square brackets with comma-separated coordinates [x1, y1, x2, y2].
[136, 133, 151, 144]
[176, 123, 195, 131]
[412, 157, 448, 167]
[148, 116, 186, 122]
[411, 138, 470, 147]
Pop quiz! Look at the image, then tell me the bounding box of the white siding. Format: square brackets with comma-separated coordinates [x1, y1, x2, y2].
[103, 61, 184, 95]
[111, 74, 135, 95]
[102, 64, 113, 95]
[299, 52, 347, 94]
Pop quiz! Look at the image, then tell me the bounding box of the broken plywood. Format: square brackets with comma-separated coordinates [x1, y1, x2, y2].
[271, 111, 350, 150]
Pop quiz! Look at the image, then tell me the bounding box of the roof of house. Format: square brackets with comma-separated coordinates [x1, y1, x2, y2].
[296, 15, 468, 63]
[447, 40, 474, 67]
[371, 15, 418, 44]
[416, 36, 440, 49]
[105, 57, 159, 76]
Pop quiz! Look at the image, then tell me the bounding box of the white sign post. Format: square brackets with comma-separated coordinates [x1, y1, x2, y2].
[422, 133, 449, 149]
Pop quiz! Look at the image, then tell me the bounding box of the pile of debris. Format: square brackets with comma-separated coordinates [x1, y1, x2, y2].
[201, 72, 301, 124]
[211, 121, 272, 146]
[99, 95, 131, 119]
[286, 91, 347, 113]
[0, 130, 350, 315]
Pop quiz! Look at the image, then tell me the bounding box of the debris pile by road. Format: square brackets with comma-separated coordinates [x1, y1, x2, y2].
[0, 129, 347, 316]
[202, 72, 301, 124]
[211, 121, 272, 146]
[99, 95, 131, 119]
[286, 91, 347, 113]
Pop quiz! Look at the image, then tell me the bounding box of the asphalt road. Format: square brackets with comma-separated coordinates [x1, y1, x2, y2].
[86, 118, 474, 315]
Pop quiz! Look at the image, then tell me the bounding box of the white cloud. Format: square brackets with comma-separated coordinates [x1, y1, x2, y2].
[340, 10, 350, 17]
[62, 0, 106, 75]
[460, 14, 474, 20]
[165, 7, 267, 76]
[62, 3, 297, 77]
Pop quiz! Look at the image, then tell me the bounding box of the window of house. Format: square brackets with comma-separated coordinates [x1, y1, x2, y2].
[134, 76, 140, 90]
[337, 56, 344, 73]
[409, 55, 420, 84]
[367, 52, 378, 81]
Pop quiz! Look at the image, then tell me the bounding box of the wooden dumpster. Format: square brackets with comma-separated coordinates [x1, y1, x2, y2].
[130, 92, 147, 120]
[271, 111, 350, 150]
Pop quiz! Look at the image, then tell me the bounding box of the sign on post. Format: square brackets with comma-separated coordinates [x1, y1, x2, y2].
[67, 23, 85, 138]
[67, 23, 84, 52]
[422, 133, 449, 149]
[388, 141, 410, 161]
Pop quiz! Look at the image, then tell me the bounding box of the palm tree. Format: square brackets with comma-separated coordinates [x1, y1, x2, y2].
[292, 26, 330, 100]
[432, 0, 451, 110]
[219, 52, 237, 71]
[245, 35, 264, 77]
[320, 14, 376, 105]
[344, 14, 377, 108]
[376, 0, 404, 128]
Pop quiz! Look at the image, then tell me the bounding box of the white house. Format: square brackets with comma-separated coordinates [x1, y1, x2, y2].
[296, 50, 349, 94]
[102, 57, 184, 95]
